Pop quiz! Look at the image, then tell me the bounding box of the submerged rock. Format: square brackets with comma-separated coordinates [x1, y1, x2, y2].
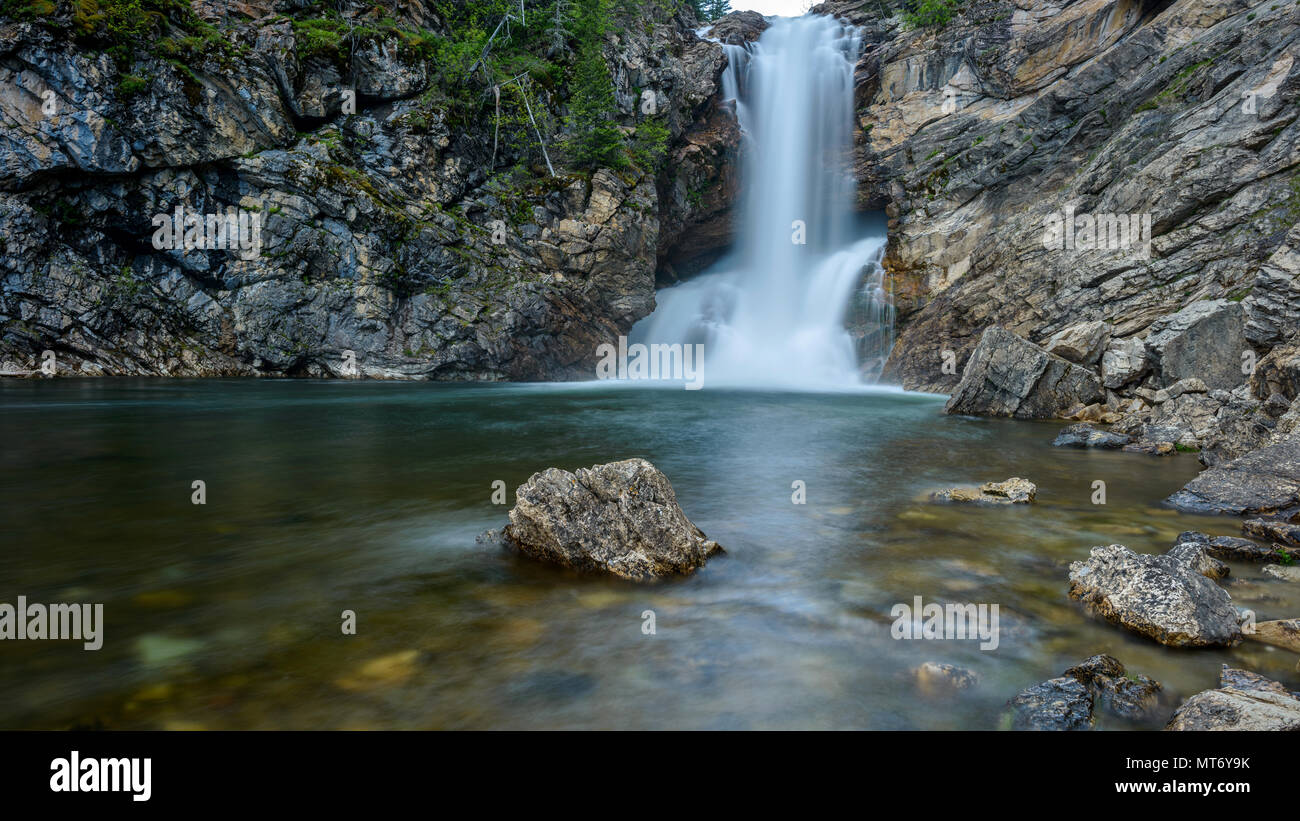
[1006, 655, 1161, 730]
[335, 650, 422, 692]
[930, 477, 1036, 505]
[1067, 543, 1242, 647]
[1166, 433, 1300, 516]
[914, 661, 979, 697]
[503, 458, 723, 581]
[1166, 666, 1300, 731]
[944, 327, 1103, 420]
[1262, 565, 1300, 582]
[1052, 423, 1131, 449]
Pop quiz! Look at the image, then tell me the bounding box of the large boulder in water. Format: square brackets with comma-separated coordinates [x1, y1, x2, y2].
[504, 458, 723, 581]
[1067, 543, 1242, 647]
[1166, 666, 1300, 731]
[945, 327, 1103, 419]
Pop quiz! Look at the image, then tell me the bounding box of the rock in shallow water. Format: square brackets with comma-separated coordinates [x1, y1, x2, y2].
[914, 661, 979, 697]
[1245, 618, 1300, 652]
[1007, 677, 1094, 731]
[1165, 433, 1300, 516]
[1242, 518, 1300, 547]
[1052, 423, 1132, 449]
[1262, 565, 1300, 582]
[1067, 543, 1242, 647]
[503, 458, 723, 582]
[1166, 665, 1300, 731]
[930, 477, 1036, 505]
[1175, 530, 1300, 564]
[1006, 654, 1161, 730]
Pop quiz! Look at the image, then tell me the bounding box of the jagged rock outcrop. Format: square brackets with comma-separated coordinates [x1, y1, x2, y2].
[1143, 300, 1248, 391]
[0, 1, 740, 379]
[1251, 342, 1300, 401]
[1244, 222, 1300, 348]
[705, 10, 770, 45]
[833, 0, 1300, 403]
[503, 457, 723, 581]
[1166, 665, 1300, 731]
[1110, 384, 1272, 465]
[1166, 432, 1300, 516]
[1044, 319, 1110, 366]
[944, 326, 1102, 418]
[1067, 541, 1243, 647]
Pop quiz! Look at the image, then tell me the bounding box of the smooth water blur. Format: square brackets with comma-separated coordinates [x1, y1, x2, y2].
[636, 17, 893, 388]
[2, 379, 1297, 729]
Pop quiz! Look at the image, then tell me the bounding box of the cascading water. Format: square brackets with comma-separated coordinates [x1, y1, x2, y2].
[633, 16, 893, 389]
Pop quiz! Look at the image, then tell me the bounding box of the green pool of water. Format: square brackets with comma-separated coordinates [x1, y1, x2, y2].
[1, 379, 1296, 729]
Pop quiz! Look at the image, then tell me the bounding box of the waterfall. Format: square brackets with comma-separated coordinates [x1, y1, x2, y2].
[632, 15, 893, 390]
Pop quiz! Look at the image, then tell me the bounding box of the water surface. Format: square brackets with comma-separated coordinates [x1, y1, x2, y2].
[2, 379, 1297, 729]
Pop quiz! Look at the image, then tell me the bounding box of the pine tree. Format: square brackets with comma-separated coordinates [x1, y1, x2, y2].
[702, 0, 731, 22]
[546, 0, 574, 60]
[567, 0, 625, 169]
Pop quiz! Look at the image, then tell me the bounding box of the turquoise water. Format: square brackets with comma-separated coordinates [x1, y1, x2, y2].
[1, 379, 1296, 729]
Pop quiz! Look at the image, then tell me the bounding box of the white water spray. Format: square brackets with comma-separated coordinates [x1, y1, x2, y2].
[633, 16, 893, 389]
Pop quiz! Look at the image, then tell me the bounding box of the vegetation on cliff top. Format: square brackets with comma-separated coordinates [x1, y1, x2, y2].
[3, 0, 688, 177]
[902, 0, 965, 29]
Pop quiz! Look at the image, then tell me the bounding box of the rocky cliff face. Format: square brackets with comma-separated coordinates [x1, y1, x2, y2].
[809, 0, 1299, 458]
[6, 0, 1296, 397]
[817, 0, 1297, 384]
[0, 0, 739, 378]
